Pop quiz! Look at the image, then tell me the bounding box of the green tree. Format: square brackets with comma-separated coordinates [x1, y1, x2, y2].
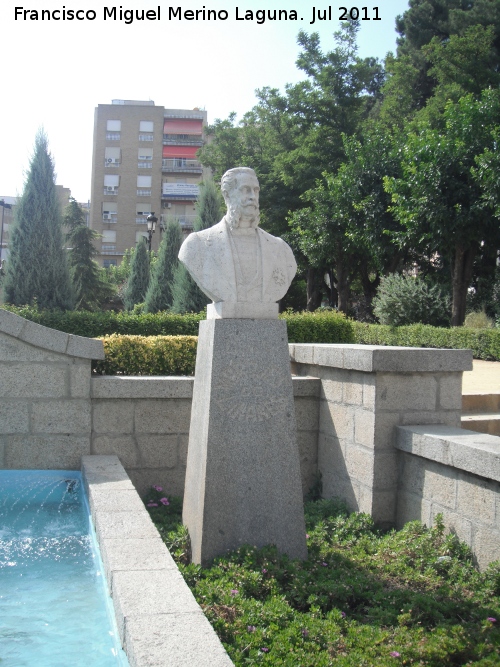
[4, 131, 73, 309]
[123, 238, 150, 311]
[171, 180, 222, 314]
[384, 89, 500, 326]
[199, 22, 384, 307]
[144, 219, 182, 313]
[379, 0, 500, 128]
[65, 198, 114, 310]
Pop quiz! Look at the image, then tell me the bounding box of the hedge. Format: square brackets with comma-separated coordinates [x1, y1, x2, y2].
[93, 335, 198, 375]
[3, 305, 499, 361]
[353, 322, 500, 361]
[2, 305, 204, 337]
[2, 305, 355, 344]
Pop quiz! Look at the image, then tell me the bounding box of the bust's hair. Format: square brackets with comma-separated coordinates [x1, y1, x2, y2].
[221, 167, 258, 198]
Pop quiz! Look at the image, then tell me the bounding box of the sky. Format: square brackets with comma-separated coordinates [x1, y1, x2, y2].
[1, 0, 409, 202]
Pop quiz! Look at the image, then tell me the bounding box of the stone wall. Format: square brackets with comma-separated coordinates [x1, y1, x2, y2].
[0, 309, 104, 469]
[290, 344, 472, 528]
[396, 425, 500, 570]
[90, 375, 320, 497]
[2, 310, 500, 569]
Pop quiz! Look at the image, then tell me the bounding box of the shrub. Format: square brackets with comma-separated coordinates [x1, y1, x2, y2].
[281, 309, 355, 344]
[93, 334, 198, 375]
[353, 321, 500, 360]
[145, 494, 500, 667]
[464, 310, 495, 328]
[372, 273, 451, 327]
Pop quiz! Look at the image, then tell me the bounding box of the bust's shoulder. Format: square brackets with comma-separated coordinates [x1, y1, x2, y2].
[257, 227, 292, 251]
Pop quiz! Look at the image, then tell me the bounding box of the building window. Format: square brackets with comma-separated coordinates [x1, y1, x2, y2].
[106, 120, 121, 141]
[137, 189, 151, 197]
[136, 203, 151, 223]
[104, 174, 119, 195]
[138, 147, 153, 169]
[139, 121, 154, 132]
[103, 259, 117, 268]
[139, 134, 154, 142]
[105, 147, 121, 167]
[136, 231, 149, 243]
[102, 244, 116, 252]
[137, 175, 152, 188]
[102, 202, 118, 221]
[102, 230, 116, 243]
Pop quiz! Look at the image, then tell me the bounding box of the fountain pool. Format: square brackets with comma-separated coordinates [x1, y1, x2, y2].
[0, 470, 129, 667]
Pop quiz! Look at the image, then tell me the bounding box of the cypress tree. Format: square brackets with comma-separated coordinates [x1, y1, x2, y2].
[4, 130, 73, 309]
[144, 218, 182, 313]
[171, 180, 222, 313]
[123, 238, 150, 310]
[65, 198, 115, 310]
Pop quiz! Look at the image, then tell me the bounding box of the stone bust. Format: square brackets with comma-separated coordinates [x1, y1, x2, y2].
[178, 167, 296, 317]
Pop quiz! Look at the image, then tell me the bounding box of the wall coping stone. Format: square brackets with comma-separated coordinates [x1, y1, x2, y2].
[91, 375, 320, 399]
[81, 455, 234, 667]
[396, 424, 500, 482]
[0, 309, 104, 360]
[290, 343, 473, 373]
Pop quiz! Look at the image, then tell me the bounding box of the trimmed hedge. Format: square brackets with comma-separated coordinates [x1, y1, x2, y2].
[2, 305, 204, 337]
[281, 310, 355, 344]
[93, 335, 198, 375]
[3, 305, 499, 361]
[2, 305, 355, 344]
[353, 322, 500, 361]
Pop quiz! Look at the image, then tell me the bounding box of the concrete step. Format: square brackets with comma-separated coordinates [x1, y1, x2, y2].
[462, 393, 500, 413]
[461, 412, 500, 436]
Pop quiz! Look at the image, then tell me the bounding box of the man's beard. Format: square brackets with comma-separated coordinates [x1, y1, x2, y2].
[226, 200, 260, 229]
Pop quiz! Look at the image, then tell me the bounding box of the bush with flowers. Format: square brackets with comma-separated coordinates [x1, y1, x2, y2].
[144, 489, 500, 665]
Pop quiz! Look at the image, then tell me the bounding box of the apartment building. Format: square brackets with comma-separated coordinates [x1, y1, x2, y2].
[89, 100, 208, 267]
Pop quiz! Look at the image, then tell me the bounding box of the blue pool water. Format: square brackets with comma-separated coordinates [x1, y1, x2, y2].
[0, 470, 129, 667]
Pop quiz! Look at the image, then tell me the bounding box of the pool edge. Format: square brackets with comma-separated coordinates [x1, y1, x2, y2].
[81, 454, 234, 667]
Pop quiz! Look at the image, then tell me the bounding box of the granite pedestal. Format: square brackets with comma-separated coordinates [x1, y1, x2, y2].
[183, 318, 307, 565]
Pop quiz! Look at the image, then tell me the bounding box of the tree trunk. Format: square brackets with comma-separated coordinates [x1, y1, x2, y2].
[336, 251, 350, 314]
[306, 267, 322, 311]
[451, 244, 476, 327]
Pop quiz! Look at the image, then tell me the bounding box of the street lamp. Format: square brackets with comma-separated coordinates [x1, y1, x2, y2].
[0, 199, 12, 265]
[146, 212, 158, 253]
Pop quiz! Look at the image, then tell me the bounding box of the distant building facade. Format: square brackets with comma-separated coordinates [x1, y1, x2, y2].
[89, 100, 208, 267]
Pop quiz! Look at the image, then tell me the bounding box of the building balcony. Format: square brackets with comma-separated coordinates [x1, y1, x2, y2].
[164, 113, 204, 120]
[105, 160, 120, 167]
[163, 134, 203, 146]
[161, 214, 196, 230]
[103, 187, 118, 195]
[162, 158, 202, 173]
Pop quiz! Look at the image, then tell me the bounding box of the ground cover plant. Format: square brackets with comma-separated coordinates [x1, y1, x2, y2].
[145, 488, 500, 666]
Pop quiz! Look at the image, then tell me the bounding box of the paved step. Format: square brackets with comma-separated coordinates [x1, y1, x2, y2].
[461, 393, 500, 436]
[462, 393, 500, 413]
[461, 412, 500, 436]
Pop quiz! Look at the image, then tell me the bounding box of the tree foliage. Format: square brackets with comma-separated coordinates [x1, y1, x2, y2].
[384, 89, 500, 326]
[4, 131, 73, 309]
[144, 219, 182, 313]
[65, 198, 115, 310]
[123, 239, 150, 311]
